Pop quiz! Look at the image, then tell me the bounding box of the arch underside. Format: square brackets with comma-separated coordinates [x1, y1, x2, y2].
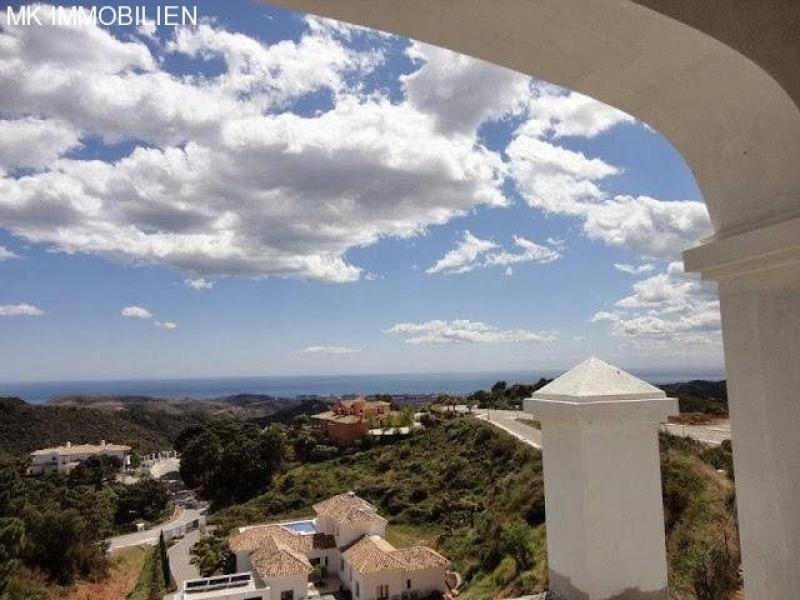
[265, 0, 800, 242]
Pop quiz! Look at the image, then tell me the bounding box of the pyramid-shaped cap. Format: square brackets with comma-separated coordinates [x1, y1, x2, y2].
[533, 357, 665, 403]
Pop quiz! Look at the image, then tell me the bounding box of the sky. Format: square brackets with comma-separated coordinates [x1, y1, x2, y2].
[0, 1, 724, 383]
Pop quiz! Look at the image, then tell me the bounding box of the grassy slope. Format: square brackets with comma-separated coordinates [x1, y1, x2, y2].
[213, 417, 739, 599]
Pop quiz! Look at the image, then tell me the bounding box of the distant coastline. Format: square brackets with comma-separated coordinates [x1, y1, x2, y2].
[0, 369, 726, 405]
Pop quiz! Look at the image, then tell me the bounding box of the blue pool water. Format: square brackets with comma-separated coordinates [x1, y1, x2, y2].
[283, 520, 316, 534]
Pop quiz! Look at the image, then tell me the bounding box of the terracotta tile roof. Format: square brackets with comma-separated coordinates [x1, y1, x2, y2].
[30, 443, 131, 457]
[250, 542, 312, 578]
[343, 535, 451, 574]
[229, 524, 335, 555]
[343, 535, 407, 574]
[394, 546, 452, 571]
[311, 411, 335, 420]
[313, 492, 386, 525]
[311, 412, 364, 424]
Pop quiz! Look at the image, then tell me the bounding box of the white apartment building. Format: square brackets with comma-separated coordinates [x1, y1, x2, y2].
[28, 440, 131, 475]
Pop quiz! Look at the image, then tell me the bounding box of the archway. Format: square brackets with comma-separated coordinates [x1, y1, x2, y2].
[267, 2, 800, 598]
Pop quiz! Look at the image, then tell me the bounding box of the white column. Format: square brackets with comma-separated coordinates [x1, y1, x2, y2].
[684, 216, 800, 599]
[524, 358, 677, 600]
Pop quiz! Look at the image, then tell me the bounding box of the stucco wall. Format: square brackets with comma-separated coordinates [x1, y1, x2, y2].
[265, 573, 307, 600]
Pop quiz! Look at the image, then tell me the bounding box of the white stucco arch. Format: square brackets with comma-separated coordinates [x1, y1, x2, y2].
[267, 2, 800, 599]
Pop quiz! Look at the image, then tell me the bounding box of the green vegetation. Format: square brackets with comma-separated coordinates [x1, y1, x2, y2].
[0, 397, 174, 455]
[660, 433, 740, 599]
[212, 418, 549, 598]
[190, 533, 235, 577]
[0, 450, 169, 593]
[208, 418, 739, 600]
[465, 379, 552, 411]
[661, 381, 728, 422]
[176, 421, 286, 508]
[125, 534, 173, 600]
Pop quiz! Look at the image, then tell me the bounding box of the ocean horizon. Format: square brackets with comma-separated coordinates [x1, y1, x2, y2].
[1, 368, 726, 405]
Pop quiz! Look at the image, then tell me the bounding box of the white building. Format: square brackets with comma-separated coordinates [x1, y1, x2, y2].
[203, 492, 450, 600]
[28, 440, 131, 475]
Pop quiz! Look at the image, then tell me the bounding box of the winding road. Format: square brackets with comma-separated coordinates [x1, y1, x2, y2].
[478, 409, 731, 448]
[108, 507, 204, 551]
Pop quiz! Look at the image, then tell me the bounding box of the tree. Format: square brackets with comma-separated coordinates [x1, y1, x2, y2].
[25, 507, 107, 584]
[0, 517, 25, 594]
[293, 430, 319, 462]
[115, 479, 169, 525]
[190, 534, 234, 577]
[491, 381, 507, 396]
[177, 421, 286, 507]
[69, 455, 122, 487]
[158, 531, 173, 591]
[398, 407, 414, 427]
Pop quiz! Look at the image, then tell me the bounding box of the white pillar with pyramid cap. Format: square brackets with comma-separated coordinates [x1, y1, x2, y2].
[524, 357, 677, 600]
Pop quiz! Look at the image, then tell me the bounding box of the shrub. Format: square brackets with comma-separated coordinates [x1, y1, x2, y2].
[493, 556, 518, 586]
[692, 544, 741, 600]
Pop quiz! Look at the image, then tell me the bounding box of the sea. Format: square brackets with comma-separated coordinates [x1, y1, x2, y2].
[0, 369, 726, 405]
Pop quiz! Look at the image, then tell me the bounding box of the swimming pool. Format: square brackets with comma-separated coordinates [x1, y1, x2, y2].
[282, 519, 316, 534]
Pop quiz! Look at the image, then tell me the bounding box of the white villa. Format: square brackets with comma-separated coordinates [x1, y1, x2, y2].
[28, 440, 131, 475]
[180, 492, 450, 600]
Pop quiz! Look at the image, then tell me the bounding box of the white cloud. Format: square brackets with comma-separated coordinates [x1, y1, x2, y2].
[0, 303, 43, 316]
[155, 320, 178, 330]
[519, 86, 635, 139]
[483, 235, 561, 269]
[0, 246, 20, 260]
[425, 231, 496, 275]
[426, 231, 561, 276]
[581, 195, 711, 260]
[121, 305, 152, 319]
[300, 345, 361, 355]
[402, 41, 530, 134]
[508, 136, 710, 260]
[591, 262, 720, 343]
[0, 118, 81, 170]
[0, 13, 508, 283]
[614, 263, 656, 275]
[137, 19, 157, 41]
[506, 83, 710, 262]
[507, 135, 618, 213]
[385, 319, 557, 345]
[185, 277, 214, 290]
[167, 18, 379, 109]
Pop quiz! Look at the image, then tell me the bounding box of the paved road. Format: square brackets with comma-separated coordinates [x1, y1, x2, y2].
[476, 410, 542, 449]
[167, 528, 201, 592]
[149, 457, 180, 479]
[663, 421, 731, 445]
[108, 507, 204, 551]
[478, 409, 731, 447]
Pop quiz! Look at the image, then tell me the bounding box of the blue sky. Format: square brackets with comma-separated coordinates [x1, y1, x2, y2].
[0, 1, 723, 382]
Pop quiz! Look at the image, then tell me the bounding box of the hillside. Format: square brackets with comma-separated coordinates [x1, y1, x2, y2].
[49, 393, 297, 420]
[660, 380, 728, 420]
[211, 417, 739, 599]
[0, 396, 180, 455]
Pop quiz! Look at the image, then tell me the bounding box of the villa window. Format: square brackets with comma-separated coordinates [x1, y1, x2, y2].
[377, 584, 389, 598]
[280, 592, 294, 600]
[407, 579, 411, 589]
[356, 582, 360, 597]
